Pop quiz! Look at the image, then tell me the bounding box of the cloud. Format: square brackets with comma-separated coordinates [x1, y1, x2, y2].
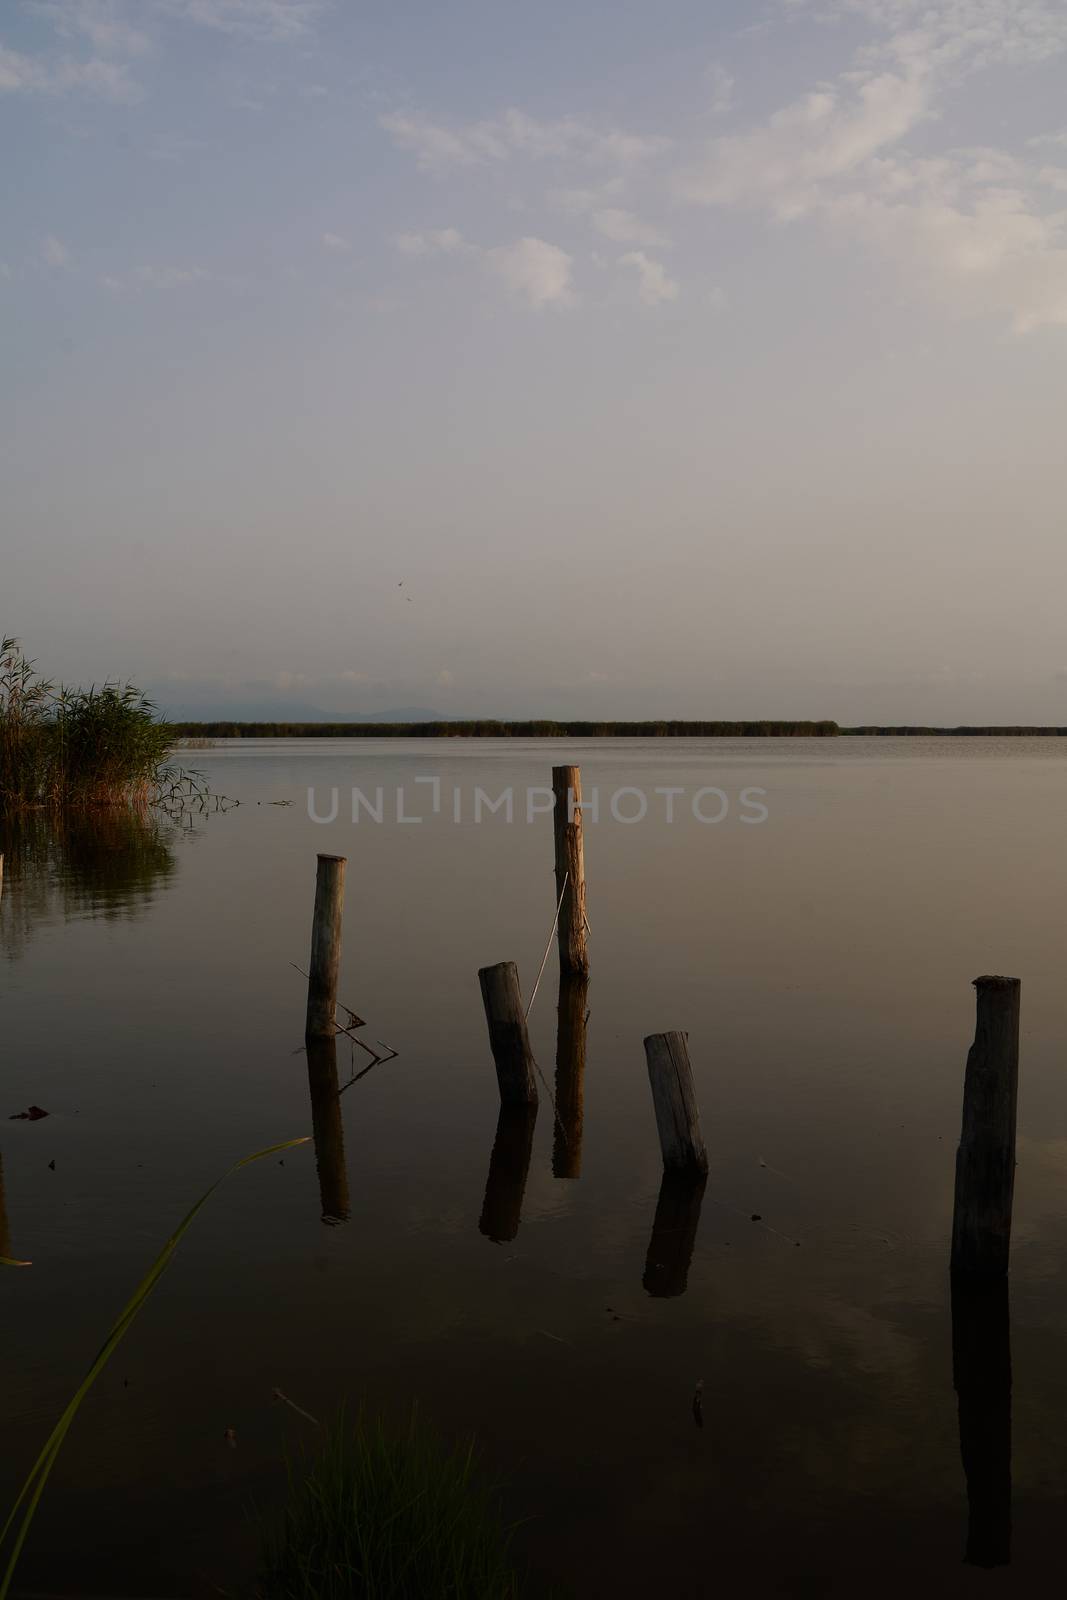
[394, 227, 470, 256]
[619, 250, 679, 306]
[0, 41, 139, 99]
[156, 0, 324, 41]
[380, 106, 669, 172]
[673, 0, 1067, 331]
[103, 264, 211, 289]
[486, 236, 575, 308]
[30, 1, 151, 56]
[592, 207, 669, 246]
[42, 234, 70, 267]
[321, 231, 352, 252]
[826, 156, 1067, 330]
[674, 68, 932, 217]
[706, 61, 735, 117]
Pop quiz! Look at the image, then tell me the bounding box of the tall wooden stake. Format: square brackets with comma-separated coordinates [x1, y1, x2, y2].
[305, 853, 347, 1039]
[552, 765, 589, 977]
[478, 961, 538, 1106]
[951, 976, 1020, 1280]
[644, 1031, 708, 1174]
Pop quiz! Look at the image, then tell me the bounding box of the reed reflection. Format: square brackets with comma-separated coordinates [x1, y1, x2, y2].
[553, 976, 588, 1179]
[0, 808, 178, 960]
[952, 1274, 1012, 1567]
[305, 1035, 351, 1226]
[479, 1105, 538, 1244]
[643, 1171, 707, 1298]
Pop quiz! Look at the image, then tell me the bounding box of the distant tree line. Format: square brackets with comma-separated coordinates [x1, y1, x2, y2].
[169, 718, 844, 739]
[841, 726, 1067, 737]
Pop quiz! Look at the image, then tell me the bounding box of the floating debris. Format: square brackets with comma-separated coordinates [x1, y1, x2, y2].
[9, 1106, 49, 1122]
[693, 1378, 704, 1430]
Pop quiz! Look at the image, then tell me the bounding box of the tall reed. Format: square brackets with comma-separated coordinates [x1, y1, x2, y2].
[0, 638, 173, 812]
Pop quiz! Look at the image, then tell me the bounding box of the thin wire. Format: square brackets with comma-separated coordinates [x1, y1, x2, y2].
[525, 870, 567, 1021]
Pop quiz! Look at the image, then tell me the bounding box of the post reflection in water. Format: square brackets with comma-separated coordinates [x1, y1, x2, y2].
[643, 1171, 707, 1298]
[951, 1274, 1012, 1568]
[0, 1152, 13, 1262]
[305, 1035, 351, 1226]
[479, 1105, 538, 1244]
[553, 976, 588, 1179]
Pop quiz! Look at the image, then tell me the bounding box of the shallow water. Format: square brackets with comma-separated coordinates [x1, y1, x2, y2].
[4, 738, 1067, 1597]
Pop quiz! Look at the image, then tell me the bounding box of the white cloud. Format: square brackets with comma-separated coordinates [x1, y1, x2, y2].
[42, 234, 70, 267]
[486, 236, 575, 309]
[156, 0, 323, 41]
[592, 207, 669, 246]
[321, 231, 352, 253]
[673, 1, 1067, 331]
[380, 106, 669, 172]
[0, 42, 139, 99]
[103, 264, 211, 290]
[706, 61, 735, 117]
[394, 227, 470, 256]
[619, 250, 679, 306]
[675, 68, 932, 217]
[826, 156, 1067, 330]
[30, 2, 151, 56]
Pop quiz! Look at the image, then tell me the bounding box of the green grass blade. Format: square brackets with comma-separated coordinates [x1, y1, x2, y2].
[0, 1134, 310, 1600]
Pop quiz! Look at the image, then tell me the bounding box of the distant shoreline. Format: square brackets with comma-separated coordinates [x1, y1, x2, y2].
[168, 720, 1067, 739]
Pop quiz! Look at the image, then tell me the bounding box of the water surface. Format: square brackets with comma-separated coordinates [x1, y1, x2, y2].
[4, 738, 1067, 1597]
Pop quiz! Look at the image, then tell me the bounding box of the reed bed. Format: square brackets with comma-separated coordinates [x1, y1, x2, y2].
[1, 637, 173, 812]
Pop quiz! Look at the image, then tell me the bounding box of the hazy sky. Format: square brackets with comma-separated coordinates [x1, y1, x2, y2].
[3, 0, 1067, 722]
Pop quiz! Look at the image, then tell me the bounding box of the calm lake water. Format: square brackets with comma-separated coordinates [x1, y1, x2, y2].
[4, 737, 1067, 1597]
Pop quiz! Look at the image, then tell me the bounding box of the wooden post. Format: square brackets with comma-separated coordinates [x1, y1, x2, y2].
[644, 1171, 707, 1298]
[644, 1031, 708, 1174]
[952, 1275, 1012, 1566]
[552, 765, 589, 977]
[305, 853, 347, 1039]
[0, 852, 4, 904]
[306, 1034, 350, 1226]
[478, 962, 538, 1106]
[951, 976, 1020, 1279]
[479, 1105, 538, 1243]
[553, 975, 588, 1178]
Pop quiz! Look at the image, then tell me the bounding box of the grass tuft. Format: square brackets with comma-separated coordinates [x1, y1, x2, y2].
[258, 1407, 524, 1600]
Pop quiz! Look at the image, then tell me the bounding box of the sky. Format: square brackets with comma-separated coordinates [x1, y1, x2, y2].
[2, 0, 1067, 723]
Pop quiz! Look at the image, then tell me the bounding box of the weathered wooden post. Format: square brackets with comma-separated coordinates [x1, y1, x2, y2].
[305, 1034, 350, 1226]
[479, 1105, 538, 1243]
[551, 765, 589, 977]
[644, 1170, 707, 1297]
[644, 1031, 708, 1174]
[952, 1274, 1012, 1566]
[478, 962, 538, 1106]
[553, 975, 588, 1178]
[951, 976, 1020, 1279]
[305, 853, 346, 1039]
